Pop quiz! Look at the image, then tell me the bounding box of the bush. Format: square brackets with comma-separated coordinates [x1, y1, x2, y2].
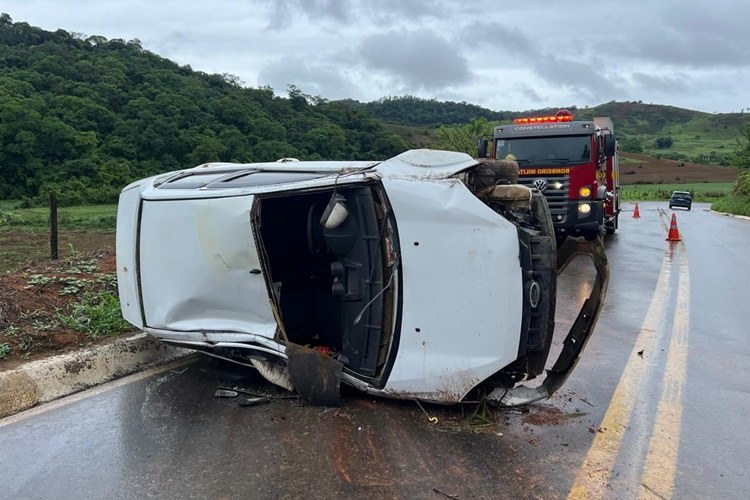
[735, 170, 750, 197]
[0, 210, 25, 226]
[712, 195, 750, 217]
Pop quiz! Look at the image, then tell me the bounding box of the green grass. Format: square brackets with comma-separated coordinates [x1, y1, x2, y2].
[58, 288, 131, 339]
[640, 137, 734, 163]
[17, 261, 130, 341]
[711, 195, 750, 217]
[621, 183, 734, 202]
[0, 204, 117, 232]
[0, 200, 21, 211]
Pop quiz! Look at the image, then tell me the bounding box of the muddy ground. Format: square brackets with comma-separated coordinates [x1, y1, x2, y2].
[0, 230, 121, 368]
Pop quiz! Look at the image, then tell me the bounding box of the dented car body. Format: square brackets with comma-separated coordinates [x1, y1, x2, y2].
[116, 149, 608, 406]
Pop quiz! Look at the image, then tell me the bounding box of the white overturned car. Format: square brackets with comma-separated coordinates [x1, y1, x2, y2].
[116, 149, 607, 406]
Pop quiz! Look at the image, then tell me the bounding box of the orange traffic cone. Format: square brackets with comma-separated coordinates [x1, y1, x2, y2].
[666, 213, 681, 241]
[633, 202, 640, 218]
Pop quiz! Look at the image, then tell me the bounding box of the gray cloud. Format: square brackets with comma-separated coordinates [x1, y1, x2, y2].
[264, 0, 444, 29]
[623, 27, 750, 68]
[257, 57, 360, 100]
[267, 0, 351, 29]
[358, 29, 471, 89]
[620, 1, 750, 67]
[516, 85, 545, 107]
[460, 21, 539, 58]
[532, 55, 623, 103]
[632, 72, 691, 94]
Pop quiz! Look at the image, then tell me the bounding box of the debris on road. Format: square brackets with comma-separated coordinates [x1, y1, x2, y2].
[214, 389, 238, 398]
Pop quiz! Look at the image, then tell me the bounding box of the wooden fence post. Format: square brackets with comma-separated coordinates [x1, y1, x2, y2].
[50, 192, 58, 260]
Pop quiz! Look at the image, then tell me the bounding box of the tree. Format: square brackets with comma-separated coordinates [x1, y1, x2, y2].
[730, 124, 750, 168]
[302, 125, 346, 159]
[655, 137, 673, 149]
[619, 136, 643, 153]
[435, 117, 493, 155]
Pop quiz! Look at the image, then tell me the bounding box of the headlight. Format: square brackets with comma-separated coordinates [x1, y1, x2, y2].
[578, 203, 591, 215]
[579, 186, 592, 197]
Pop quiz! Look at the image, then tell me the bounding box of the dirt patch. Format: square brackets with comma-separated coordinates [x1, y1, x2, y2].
[620, 152, 739, 184]
[0, 232, 129, 370]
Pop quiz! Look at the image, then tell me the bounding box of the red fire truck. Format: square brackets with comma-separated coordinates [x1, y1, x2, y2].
[481, 110, 619, 244]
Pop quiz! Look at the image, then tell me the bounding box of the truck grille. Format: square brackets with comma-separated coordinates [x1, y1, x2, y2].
[518, 174, 569, 224]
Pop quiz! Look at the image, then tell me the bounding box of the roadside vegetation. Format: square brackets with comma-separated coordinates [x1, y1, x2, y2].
[0, 203, 117, 231]
[0, 202, 122, 363]
[712, 170, 750, 216]
[621, 183, 734, 202]
[0, 247, 130, 363]
[711, 125, 750, 216]
[1, 203, 117, 275]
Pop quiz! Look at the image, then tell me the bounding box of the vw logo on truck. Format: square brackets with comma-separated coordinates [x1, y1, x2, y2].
[533, 178, 549, 192]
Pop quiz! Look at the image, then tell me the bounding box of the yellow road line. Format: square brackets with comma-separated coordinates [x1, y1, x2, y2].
[568, 251, 674, 499]
[639, 246, 689, 499]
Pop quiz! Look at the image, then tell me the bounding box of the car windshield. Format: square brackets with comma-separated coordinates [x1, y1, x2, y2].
[495, 136, 591, 165]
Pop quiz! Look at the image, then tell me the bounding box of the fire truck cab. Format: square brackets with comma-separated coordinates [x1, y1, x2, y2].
[485, 110, 619, 244]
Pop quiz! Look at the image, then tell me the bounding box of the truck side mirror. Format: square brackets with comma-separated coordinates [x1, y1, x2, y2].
[604, 135, 616, 157]
[477, 139, 488, 159]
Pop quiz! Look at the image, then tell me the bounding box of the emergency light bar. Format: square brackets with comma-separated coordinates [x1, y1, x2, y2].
[514, 109, 574, 124]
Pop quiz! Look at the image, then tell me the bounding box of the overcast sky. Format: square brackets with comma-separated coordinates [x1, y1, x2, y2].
[4, 0, 750, 113]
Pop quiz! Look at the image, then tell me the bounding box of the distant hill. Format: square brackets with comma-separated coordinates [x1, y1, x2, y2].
[574, 102, 750, 165]
[0, 15, 407, 205]
[350, 97, 750, 166]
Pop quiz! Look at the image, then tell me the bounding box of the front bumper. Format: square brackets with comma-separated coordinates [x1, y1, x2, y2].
[550, 200, 604, 234]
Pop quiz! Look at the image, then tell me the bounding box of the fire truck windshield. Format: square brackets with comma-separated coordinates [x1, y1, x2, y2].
[495, 136, 591, 166]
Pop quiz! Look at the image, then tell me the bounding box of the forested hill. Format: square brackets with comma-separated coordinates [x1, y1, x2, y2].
[0, 15, 407, 205]
[339, 96, 515, 126]
[345, 96, 750, 134]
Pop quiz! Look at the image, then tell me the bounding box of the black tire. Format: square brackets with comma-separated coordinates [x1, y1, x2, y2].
[605, 213, 618, 235]
[474, 159, 519, 185]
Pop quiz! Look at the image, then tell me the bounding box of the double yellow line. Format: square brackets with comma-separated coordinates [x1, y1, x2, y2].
[569, 212, 689, 499]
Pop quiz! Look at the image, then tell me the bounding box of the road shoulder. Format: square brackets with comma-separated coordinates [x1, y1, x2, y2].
[0, 332, 189, 418]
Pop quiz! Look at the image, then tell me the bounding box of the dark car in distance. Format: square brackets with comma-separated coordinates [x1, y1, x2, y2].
[669, 191, 692, 211]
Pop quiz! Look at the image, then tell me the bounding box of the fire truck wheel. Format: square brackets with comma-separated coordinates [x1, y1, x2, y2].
[605, 214, 618, 234]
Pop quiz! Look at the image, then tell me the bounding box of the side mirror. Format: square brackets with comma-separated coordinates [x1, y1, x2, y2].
[477, 139, 488, 159]
[320, 193, 349, 229]
[603, 134, 616, 157]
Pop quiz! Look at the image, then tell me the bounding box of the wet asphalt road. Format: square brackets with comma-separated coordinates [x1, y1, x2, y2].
[1, 202, 749, 499]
